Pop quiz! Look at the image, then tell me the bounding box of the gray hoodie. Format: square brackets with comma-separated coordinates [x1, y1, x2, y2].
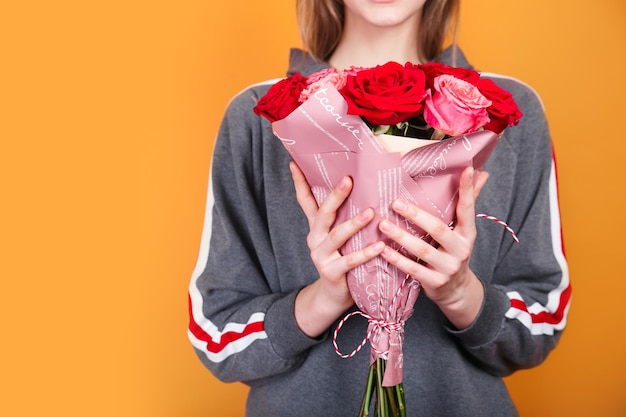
[188, 48, 571, 417]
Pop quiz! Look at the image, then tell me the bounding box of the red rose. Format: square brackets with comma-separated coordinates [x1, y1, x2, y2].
[340, 62, 427, 126]
[475, 78, 524, 133]
[253, 73, 308, 122]
[414, 62, 481, 91]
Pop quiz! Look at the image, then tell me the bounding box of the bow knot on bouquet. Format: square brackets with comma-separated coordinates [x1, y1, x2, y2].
[254, 60, 522, 417]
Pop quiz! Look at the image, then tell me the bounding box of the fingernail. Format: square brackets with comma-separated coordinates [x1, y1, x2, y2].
[372, 241, 385, 252]
[359, 208, 372, 221]
[393, 199, 408, 212]
[339, 176, 350, 190]
[382, 246, 394, 257]
[380, 219, 394, 233]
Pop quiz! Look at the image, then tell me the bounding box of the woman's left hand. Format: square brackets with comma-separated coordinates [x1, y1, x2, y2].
[378, 167, 490, 330]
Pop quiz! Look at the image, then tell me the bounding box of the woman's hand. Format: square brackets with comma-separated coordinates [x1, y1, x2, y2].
[290, 162, 385, 338]
[379, 167, 490, 329]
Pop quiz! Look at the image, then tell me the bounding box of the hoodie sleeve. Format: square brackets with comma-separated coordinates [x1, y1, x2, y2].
[445, 75, 571, 376]
[187, 86, 325, 384]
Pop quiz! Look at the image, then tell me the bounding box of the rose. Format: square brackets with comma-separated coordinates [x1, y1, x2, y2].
[253, 63, 523, 138]
[300, 69, 347, 102]
[340, 62, 427, 126]
[424, 74, 492, 136]
[305, 68, 337, 85]
[342, 66, 367, 76]
[413, 62, 481, 91]
[253, 73, 308, 122]
[475, 78, 524, 134]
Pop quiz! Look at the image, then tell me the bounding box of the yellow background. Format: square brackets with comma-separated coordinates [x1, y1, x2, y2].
[1, 1, 624, 416]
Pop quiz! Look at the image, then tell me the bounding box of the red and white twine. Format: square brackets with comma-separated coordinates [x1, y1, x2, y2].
[475, 213, 519, 243]
[333, 275, 416, 359]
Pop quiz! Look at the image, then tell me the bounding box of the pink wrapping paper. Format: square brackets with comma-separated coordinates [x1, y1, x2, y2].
[272, 85, 500, 386]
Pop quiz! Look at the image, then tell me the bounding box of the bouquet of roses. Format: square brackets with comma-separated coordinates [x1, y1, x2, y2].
[254, 61, 522, 417]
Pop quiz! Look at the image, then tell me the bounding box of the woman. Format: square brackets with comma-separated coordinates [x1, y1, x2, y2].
[188, 1, 571, 415]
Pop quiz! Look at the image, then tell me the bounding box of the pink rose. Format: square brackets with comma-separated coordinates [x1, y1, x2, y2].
[306, 68, 337, 85]
[299, 69, 347, 102]
[424, 74, 492, 136]
[342, 66, 367, 76]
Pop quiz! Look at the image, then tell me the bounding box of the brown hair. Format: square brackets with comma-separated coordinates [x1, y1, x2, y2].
[296, 0, 459, 64]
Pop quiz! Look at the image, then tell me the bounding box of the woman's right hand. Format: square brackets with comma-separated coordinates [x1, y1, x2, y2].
[290, 162, 385, 338]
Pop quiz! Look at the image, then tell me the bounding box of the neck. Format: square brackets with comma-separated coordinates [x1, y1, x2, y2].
[329, 18, 421, 70]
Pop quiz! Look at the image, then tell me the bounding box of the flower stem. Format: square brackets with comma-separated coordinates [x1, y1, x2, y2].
[375, 358, 387, 417]
[385, 386, 399, 416]
[396, 383, 406, 417]
[359, 362, 377, 417]
[358, 359, 407, 417]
